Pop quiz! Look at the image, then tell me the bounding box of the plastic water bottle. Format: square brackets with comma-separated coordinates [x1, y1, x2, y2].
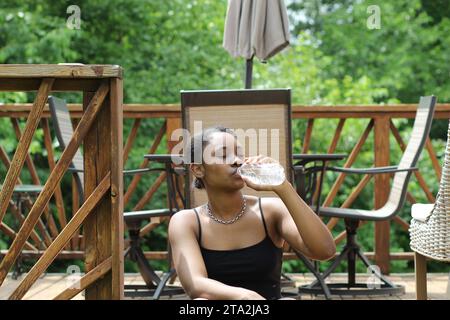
[237, 163, 286, 186]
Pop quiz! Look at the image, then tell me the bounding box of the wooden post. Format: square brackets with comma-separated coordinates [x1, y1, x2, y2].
[83, 90, 113, 300]
[166, 117, 184, 208]
[110, 78, 124, 300]
[374, 116, 391, 274]
[83, 91, 99, 299]
[83, 79, 124, 300]
[166, 118, 182, 152]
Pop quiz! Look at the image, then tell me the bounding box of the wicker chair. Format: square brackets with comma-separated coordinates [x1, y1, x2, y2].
[409, 119, 450, 300]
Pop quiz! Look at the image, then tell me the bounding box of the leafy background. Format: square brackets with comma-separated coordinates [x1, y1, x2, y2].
[0, 0, 449, 274]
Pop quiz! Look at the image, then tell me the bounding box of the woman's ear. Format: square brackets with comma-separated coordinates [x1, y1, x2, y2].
[190, 163, 204, 178]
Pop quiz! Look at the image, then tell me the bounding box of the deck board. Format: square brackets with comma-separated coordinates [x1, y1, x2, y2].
[0, 273, 448, 300]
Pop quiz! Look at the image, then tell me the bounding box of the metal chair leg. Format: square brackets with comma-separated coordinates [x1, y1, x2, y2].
[295, 252, 332, 299]
[152, 269, 181, 300]
[298, 219, 405, 296]
[356, 249, 396, 287]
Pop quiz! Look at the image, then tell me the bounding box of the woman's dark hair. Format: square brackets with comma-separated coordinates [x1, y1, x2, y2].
[189, 125, 236, 189]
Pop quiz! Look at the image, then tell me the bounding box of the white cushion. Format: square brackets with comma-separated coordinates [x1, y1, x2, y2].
[411, 203, 434, 222]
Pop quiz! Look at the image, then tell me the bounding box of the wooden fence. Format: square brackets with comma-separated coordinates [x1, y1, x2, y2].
[0, 64, 123, 300]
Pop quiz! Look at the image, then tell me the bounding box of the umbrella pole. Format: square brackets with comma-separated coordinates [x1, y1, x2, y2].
[245, 58, 253, 89]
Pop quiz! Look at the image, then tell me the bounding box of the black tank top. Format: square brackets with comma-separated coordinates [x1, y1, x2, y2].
[193, 197, 283, 300]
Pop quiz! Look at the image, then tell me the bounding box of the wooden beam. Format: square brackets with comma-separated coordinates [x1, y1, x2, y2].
[132, 172, 166, 211]
[110, 77, 124, 300]
[8, 200, 45, 249]
[0, 64, 122, 78]
[302, 119, 314, 153]
[123, 118, 141, 164]
[425, 137, 442, 182]
[139, 217, 164, 237]
[0, 250, 84, 259]
[0, 78, 54, 227]
[84, 79, 121, 299]
[327, 174, 372, 231]
[2, 103, 450, 120]
[328, 119, 345, 154]
[41, 119, 70, 249]
[10, 118, 41, 185]
[323, 120, 374, 209]
[123, 121, 166, 205]
[292, 104, 450, 119]
[0, 223, 38, 251]
[166, 118, 182, 153]
[0, 80, 109, 286]
[393, 215, 410, 232]
[0, 79, 103, 92]
[72, 176, 81, 249]
[8, 174, 110, 300]
[53, 257, 112, 300]
[390, 121, 435, 202]
[10, 118, 56, 246]
[0, 147, 45, 249]
[374, 116, 391, 274]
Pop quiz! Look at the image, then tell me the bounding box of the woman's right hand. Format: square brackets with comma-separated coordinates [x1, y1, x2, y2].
[238, 288, 266, 300]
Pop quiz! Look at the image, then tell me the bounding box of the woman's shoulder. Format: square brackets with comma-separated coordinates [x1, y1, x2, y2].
[259, 196, 283, 209]
[259, 197, 287, 219]
[169, 209, 199, 234]
[171, 208, 198, 224]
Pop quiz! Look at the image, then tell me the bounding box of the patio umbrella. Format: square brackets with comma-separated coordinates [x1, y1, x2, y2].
[223, 0, 290, 88]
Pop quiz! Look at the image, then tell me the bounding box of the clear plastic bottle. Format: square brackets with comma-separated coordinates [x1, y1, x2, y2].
[237, 163, 286, 186]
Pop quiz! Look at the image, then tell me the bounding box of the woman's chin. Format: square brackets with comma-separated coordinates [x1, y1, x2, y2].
[236, 180, 245, 189]
[228, 178, 245, 188]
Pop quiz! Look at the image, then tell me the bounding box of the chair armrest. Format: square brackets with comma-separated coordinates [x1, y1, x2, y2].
[325, 165, 418, 174]
[124, 208, 176, 222]
[123, 168, 151, 176]
[292, 165, 305, 173]
[123, 167, 168, 176]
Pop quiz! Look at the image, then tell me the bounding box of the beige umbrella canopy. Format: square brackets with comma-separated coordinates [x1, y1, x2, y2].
[223, 0, 290, 88]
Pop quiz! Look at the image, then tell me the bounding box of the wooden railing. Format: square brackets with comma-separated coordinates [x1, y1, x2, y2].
[0, 64, 123, 300]
[1, 101, 449, 289]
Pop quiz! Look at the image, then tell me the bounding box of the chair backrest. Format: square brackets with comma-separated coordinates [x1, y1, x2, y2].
[180, 89, 292, 209]
[384, 96, 437, 216]
[48, 96, 84, 197]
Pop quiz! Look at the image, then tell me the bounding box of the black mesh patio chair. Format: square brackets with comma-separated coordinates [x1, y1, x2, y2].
[298, 96, 437, 296]
[48, 96, 184, 299]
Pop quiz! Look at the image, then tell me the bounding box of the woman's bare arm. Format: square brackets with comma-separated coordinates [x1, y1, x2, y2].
[240, 155, 336, 261]
[273, 181, 336, 260]
[168, 211, 265, 300]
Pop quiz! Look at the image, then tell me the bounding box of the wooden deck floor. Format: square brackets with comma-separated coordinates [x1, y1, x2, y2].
[0, 273, 448, 300]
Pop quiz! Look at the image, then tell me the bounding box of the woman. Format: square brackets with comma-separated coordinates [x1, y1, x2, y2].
[169, 126, 336, 300]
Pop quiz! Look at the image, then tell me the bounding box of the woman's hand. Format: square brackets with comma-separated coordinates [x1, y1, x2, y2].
[240, 155, 288, 193]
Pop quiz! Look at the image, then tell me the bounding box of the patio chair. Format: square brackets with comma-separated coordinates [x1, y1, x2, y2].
[180, 89, 308, 296]
[409, 119, 450, 300]
[181, 89, 293, 206]
[48, 96, 184, 299]
[298, 96, 437, 296]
